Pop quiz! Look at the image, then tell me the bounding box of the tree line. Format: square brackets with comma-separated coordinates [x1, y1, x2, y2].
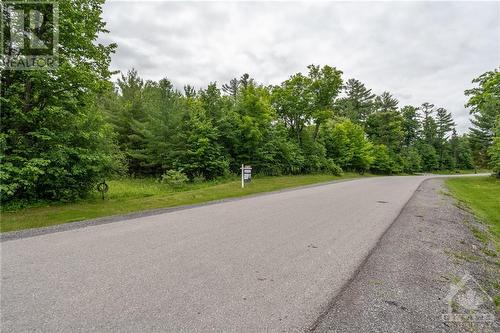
[101, 67, 476, 180]
[1, 0, 499, 205]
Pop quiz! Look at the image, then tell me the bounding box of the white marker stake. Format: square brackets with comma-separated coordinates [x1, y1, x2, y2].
[241, 164, 244, 188]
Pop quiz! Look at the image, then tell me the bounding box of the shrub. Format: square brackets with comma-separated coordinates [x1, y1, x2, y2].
[191, 173, 206, 183]
[323, 158, 343, 176]
[160, 170, 188, 188]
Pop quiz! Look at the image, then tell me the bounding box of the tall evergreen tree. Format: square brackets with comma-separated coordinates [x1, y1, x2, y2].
[222, 78, 239, 98]
[435, 107, 455, 168]
[365, 110, 404, 151]
[336, 78, 375, 124]
[374, 91, 399, 113]
[109, 69, 150, 175]
[140, 78, 184, 174]
[420, 102, 437, 145]
[436, 108, 455, 143]
[174, 99, 229, 179]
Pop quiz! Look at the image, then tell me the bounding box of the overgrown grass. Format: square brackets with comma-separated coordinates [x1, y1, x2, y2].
[430, 169, 491, 175]
[1, 173, 368, 233]
[446, 176, 500, 252]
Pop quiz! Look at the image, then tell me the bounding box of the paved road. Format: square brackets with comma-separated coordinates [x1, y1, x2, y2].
[0, 176, 470, 332]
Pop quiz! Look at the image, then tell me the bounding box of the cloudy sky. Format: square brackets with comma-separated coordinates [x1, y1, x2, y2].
[100, 1, 500, 133]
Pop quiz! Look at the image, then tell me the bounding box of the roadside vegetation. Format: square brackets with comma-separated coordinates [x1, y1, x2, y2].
[446, 176, 500, 252]
[429, 169, 490, 175]
[1, 173, 368, 233]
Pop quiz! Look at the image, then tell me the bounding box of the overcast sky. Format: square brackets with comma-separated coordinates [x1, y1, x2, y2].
[100, 1, 500, 133]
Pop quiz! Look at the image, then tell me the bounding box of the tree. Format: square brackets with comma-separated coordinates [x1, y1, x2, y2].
[400, 147, 422, 173]
[140, 78, 184, 174]
[221, 81, 275, 171]
[417, 143, 439, 171]
[365, 110, 404, 151]
[420, 102, 437, 146]
[374, 92, 399, 113]
[253, 124, 305, 176]
[370, 144, 394, 174]
[199, 82, 226, 122]
[489, 117, 500, 176]
[271, 73, 314, 144]
[0, 0, 120, 202]
[450, 132, 474, 170]
[321, 119, 373, 172]
[401, 105, 420, 147]
[336, 79, 375, 124]
[222, 78, 239, 98]
[183, 85, 197, 98]
[307, 65, 343, 141]
[174, 99, 229, 179]
[436, 108, 455, 141]
[109, 69, 150, 174]
[271, 65, 342, 144]
[466, 69, 500, 167]
[435, 107, 455, 168]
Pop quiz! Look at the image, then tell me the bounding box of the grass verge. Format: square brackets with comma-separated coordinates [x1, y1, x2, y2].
[1, 173, 368, 233]
[445, 176, 500, 252]
[431, 169, 491, 175]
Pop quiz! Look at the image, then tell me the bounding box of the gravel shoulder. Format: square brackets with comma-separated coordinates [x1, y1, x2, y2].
[312, 178, 499, 333]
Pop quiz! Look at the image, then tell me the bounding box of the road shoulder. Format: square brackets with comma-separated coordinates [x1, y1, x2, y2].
[311, 178, 499, 333]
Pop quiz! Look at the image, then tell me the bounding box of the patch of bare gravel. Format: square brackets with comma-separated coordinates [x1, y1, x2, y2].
[312, 178, 499, 333]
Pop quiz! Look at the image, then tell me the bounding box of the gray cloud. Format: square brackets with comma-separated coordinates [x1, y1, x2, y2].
[99, 1, 500, 133]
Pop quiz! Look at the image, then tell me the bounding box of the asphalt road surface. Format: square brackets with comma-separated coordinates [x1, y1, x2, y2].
[0, 176, 470, 332]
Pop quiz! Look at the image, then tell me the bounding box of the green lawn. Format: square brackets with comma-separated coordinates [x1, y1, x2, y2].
[1, 173, 367, 233]
[445, 176, 500, 251]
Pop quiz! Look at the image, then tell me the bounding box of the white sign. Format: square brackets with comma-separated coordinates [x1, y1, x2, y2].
[241, 165, 252, 188]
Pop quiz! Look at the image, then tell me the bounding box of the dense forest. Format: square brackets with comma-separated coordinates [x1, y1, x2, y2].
[1, 0, 499, 205]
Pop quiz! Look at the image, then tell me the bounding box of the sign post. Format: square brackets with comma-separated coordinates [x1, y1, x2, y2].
[241, 165, 252, 188]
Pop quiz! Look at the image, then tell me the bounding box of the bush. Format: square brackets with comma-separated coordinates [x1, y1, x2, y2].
[191, 173, 206, 183]
[323, 158, 343, 176]
[160, 170, 188, 188]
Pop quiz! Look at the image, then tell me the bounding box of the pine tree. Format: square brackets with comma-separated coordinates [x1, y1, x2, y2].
[110, 69, 150, 175]
[336, 78, 375, 124]
[365, 110, 404, 151]
[435, 107, 455, 168]
[436, 108, 455, 143]
[174, 99, 229, 179]
[222, 78, 239, 98]
[374, 92, 399, 113]
[420, 102, 437, 146]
